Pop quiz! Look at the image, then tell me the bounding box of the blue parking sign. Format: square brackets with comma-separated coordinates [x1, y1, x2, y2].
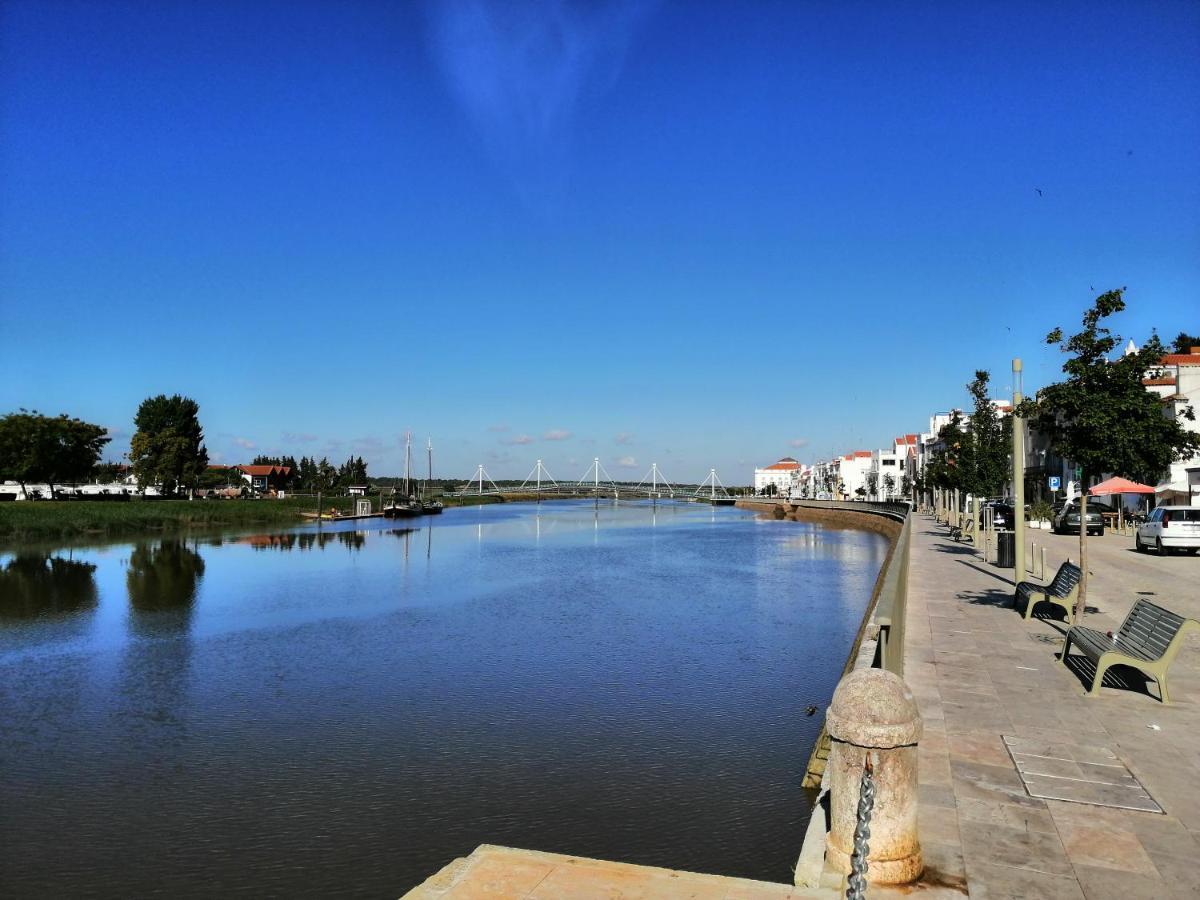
[1048, 476, 1061, 490]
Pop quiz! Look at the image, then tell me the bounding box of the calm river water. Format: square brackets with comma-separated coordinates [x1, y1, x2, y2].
[0, 500, 887, 897]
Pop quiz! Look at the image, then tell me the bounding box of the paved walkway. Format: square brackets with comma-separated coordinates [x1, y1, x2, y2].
[401, 845, 833, 899]
[906, 515, 1200, 899]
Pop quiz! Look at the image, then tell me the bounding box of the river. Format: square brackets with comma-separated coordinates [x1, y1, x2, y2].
[0, 499, 887, 897]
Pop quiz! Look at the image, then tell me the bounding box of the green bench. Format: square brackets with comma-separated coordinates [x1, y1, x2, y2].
[1061, 599, 1199, 703]
[1015, 561, 1081, 620]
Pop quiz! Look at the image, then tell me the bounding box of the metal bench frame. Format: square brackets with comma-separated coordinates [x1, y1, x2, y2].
[1061, 599, 1199, 703]
[1015, 561, 1081, 620]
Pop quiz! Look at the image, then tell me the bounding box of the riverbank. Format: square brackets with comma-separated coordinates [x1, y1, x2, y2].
[0, 492, 522, 543]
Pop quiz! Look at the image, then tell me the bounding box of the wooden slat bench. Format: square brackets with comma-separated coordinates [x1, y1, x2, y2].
[1015, 561, 1081, 620]
[1061, 599, 1199, 703]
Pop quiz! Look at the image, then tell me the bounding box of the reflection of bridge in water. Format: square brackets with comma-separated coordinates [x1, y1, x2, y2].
[452, 458, 734, 504]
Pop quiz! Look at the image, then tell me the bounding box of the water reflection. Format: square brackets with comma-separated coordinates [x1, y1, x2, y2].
[0, 502, 889, 896]
[233, 528, 413, 552]
[127, 539, 204, 625]
[0, 554, 98, 619]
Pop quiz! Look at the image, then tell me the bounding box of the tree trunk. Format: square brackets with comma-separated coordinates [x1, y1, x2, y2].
[1075, 484, 1088, 624]
[47, 481, 56, 500]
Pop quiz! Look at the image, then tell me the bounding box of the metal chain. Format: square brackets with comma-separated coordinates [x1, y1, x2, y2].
[846, 755, 875, 900]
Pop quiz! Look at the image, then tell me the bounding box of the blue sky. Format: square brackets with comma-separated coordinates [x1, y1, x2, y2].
[2, 0, 1197, 483]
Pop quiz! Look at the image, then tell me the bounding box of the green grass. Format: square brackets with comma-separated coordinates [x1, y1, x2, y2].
[0, 492, 516, 543]
[0, 497, 326, 543]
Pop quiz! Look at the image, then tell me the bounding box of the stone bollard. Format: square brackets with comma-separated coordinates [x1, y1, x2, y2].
[825, 668, 923, 885]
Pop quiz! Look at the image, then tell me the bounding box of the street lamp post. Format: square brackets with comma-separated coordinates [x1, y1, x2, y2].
[1013, 358, 1025, 581]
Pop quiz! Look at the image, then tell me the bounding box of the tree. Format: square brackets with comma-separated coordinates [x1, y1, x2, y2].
[337, 455, 368, 487]
[902, 473, 913, 499]
[0, 410, 110, 498]
[1171, 332, 1200, 354]
[866, 471, 879, 499]
[1023, 290, 1200, 622]
[130, 395, 209, 495]
[962, 370, 1012, 499]
[883, 473, 896, 498]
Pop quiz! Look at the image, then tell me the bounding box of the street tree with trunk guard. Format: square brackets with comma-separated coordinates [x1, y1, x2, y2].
[1022, 290, 1200, 623]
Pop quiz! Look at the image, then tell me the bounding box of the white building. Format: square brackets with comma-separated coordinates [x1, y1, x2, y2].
[754, 457, 801, 495]
[1145, 345, 1200, 505]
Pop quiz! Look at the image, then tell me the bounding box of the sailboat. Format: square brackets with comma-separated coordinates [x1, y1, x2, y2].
[383, 435, 421, 518]
[421, 438, 444, 515]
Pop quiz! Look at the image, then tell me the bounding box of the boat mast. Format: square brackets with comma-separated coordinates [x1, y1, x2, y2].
[427, 438, 433, 499]
[404, 433, 412, 498]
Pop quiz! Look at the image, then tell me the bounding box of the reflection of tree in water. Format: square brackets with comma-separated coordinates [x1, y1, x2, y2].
[0, 554, 98, 619]
[121, 540, 204, 744]
[337, 530, 365, 550]
[126, 540, 205, 627]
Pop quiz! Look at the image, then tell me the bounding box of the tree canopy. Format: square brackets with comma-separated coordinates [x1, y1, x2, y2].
[0, 409, 110, 498]
[961, 370, 1012, 499]
[130, 395, 209, 495]
[1023, 290, 1200, 620]
[1171, 331, 1200, 354]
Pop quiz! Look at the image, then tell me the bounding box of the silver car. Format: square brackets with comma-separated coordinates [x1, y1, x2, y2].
[1135, 506, 1200, 555]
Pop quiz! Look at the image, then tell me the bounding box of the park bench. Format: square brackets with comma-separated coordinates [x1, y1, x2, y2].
[1061, 599, 1199, 703]
[1015, 561, 1081, 620]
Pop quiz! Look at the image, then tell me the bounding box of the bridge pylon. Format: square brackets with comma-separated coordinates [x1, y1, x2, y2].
[577, 457, 618, 494]
[694, 468, 730, 499]
[634, 462, 675, 498]
[464, 464, 502, 495]
[519, 459, 560, 494]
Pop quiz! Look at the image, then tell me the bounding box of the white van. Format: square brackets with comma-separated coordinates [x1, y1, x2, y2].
[1135, 506, 1200, 555]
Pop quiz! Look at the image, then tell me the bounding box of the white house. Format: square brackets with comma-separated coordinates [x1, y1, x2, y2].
[754, 457, 801, 495]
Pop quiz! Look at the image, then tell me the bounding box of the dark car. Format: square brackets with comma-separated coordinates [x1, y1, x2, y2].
[1052, 501, 1108, 536]
[978, 502, 1016, 530]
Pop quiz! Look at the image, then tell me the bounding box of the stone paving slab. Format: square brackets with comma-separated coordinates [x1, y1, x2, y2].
[1002, 735, 1163, 812]
[400, 845, 839, 899]
[907, 516, 1200, 898]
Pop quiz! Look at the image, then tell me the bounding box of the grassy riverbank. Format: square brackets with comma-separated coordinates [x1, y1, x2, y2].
[0, 493, 513, 543]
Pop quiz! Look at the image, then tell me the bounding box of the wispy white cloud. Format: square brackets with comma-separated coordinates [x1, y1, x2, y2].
[351, 436, 385, 454]
[789, 438, 810, 449]
[233, 437, 256, 450]
[487, 424, 511, 432]
[503, 433, 535, 445]
[615, 431, 634, 445]
[543, 429, 572, 441]
[424, 0, 657, 206]
[283, 432, 318, 443]
[615, 455, 638, 468]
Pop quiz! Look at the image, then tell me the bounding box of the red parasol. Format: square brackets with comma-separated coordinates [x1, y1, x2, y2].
[1089, 476, 1156, 496]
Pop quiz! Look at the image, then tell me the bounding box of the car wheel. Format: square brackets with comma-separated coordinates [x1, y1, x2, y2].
[1135, 535, 1144, 552]
[1157, 538, 1166, 556]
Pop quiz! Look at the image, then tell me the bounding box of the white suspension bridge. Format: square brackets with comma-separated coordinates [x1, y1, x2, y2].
[452, 458, 734, 504]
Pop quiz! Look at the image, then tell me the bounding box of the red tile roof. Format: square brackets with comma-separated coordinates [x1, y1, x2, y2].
[1161, 353, 1200, 366]
[237, 464, 292, 476]
[763, 457, 800, 471]
[1143, 377, 1177, 387]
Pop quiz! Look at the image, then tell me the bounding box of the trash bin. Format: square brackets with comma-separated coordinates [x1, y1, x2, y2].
[997, 530, 1015, 568]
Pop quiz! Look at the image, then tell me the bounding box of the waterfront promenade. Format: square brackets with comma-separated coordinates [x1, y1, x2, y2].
[906, 515, 1200, 898]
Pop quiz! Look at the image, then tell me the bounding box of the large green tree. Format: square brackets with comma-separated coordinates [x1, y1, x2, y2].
[1024, 291, 1200, 621]
[0, 409, 110, 498]
[1170, 332, 1199, 354]
[961, 370, 1012, 500]
[130, 395, 209, 495]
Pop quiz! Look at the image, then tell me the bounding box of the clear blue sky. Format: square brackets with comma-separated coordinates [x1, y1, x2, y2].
[2, 0, 1197, 482]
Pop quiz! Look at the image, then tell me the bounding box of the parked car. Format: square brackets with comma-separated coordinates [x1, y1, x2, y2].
[1135, 506, 1200, 555]
[978, 502, 1016, 530]
[1052, 501, 1107, 536]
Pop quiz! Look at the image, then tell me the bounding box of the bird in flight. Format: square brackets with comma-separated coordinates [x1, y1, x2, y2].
[1035, 188, 1043, 196]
